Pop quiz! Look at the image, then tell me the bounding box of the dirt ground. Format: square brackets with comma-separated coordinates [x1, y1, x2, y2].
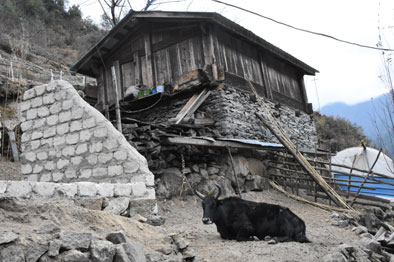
[0, 157, 21, 181]
[159, 190, 363, 262]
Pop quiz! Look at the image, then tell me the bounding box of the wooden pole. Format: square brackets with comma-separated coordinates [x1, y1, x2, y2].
[269, 181, 358, 213]
[350, 149, 382, 207]
[111, 65, 122, 133]
[227, 146, 242, 198]
[249, 79, 352, 210]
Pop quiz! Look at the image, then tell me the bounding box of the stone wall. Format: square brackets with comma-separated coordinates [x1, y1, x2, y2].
[18, 80, 154, 191]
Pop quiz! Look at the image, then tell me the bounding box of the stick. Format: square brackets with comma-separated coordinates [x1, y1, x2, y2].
[227, 146, 242, 198]
[350, 149, 382, 206]
[269, 180, 358, 213]
[347, 155, 357, 198]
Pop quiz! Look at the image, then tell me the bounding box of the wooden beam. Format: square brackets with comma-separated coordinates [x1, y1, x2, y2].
[133, 52, 142, 85]
[111, 62, 122, 133]
[174, 88, 211, 124]
[144, 30, 155, 88]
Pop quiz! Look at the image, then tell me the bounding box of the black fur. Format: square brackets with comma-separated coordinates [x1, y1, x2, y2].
[201, 195, 310, 243]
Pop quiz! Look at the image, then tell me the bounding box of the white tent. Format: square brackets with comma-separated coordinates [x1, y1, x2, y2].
[331, 147, 394, 178]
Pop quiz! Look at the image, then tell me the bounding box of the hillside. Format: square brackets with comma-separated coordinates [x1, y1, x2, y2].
[321, 93, 394, 157]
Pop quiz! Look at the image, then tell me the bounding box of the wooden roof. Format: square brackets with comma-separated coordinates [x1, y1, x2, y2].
[70, 11, 318, 77]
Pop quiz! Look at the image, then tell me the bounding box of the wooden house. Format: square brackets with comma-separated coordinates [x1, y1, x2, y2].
[70, 11, 318, 113]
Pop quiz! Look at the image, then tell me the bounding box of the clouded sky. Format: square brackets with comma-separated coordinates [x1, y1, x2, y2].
[68, 0, 394, 110]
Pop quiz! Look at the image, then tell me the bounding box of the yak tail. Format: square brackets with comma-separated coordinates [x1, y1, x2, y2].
[295, 232, 311, 243]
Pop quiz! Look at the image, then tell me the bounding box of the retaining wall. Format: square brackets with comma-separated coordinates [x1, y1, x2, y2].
[18, 80, 154, 191]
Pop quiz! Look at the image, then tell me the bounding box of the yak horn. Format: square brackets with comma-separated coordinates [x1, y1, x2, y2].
[214, 183, 222, 199]
[195, 190, 205, 200]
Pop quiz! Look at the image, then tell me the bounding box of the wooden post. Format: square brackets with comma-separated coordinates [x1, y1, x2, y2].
[111, 65, 122, 133]
[144, 31, 155, 88]
[347, 155, 358, 199]
[7, 131, 19, 162]
[227, 146, 242, 198]
[133, 52, 141, 85]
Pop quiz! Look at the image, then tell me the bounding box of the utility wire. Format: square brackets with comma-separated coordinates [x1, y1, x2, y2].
[211, 0, 394, 52]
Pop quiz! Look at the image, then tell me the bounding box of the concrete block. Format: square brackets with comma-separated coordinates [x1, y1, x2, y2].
[40, 173, 52, 182]
[57, 123, 69, 135]
[71, 156, 83, 165]
[33, 118, 46, 129]
[43, 126, 56, 138]
[37, 106, 50, 118]
[26, 174, 38, 182]
[0, 181, 8, 194]
[59, 110, 72, 123]
[43, 93, 55, 105]
[57, 158, 70, 169]
[87, 154, 98, 165]
[78, 182, 97, 197]
[49, 102, 62, 114]
[24, 152, 36, 162]
[66, 133, 79, 145]
[33, 182, 55, 197]
[65, 168, 77, 179]
[55, 183, 78, 198]
[114, 150, 127, 161]
[33, 164, 43, 174]
[130, 182, 147, 197]
[19, 101, 31, 112]
[21, 132, 31, 143]
[75, 143, 87, 154]
[123, 162, 139, 174]
[103, 138, 118, 150]
[46, 115, 59, 126]
[53, 135, 65, 146]
[37, 151, 48, 161]
[89, 142, 103, 153]
[92, 167, 107, 177]
[79, 130, 92, 142]
[31, 131, 43, 140]
[114, 184, 132, 197]
[7, 181, 32, 198]
[70, 120, 82, 132]
[35, 84, 46, 96]
[71, 107, 84, 120]
[97, 183, 114, 197]
[46, 82, 56, 92]
[23, 88, 36, 100]
[94, 127, 107, 138]
[62, 99, 74, 111]
[80, 169, 92, 179]
[44, 161, 56, 171]
[54, 90, 67, 101]
[30, 140, 40, 150]
[62, 146, 75, 157]
[82, 117, 96, 129]
[98, 152, 113, 164]
[52, 172, 64, 182]
[31, 97, 43, 108]
[21, 120, 33, 132]
[108, 165, 123, 177]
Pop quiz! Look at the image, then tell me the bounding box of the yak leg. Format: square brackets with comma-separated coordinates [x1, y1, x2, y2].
[234, 222, 254, 241]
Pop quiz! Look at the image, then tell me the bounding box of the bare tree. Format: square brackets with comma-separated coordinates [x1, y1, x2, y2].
[98, 0, 186, 27]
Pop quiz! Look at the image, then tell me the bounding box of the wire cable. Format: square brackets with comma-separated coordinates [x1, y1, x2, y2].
[211, 0, 394, 52]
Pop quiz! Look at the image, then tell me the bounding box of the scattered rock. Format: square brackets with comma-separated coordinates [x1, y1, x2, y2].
[103, 197, 130, 216]
[57, 249, 90, 262]
[172, 235, 188, 250]
[106, 231, 128, 245]
[0, 244, 25, 262]
[114, 242, 146, 262]
[74, 198, 103, 211]
[360, 238, 381, 253]
[146, 215, 165, 226]
[0, 231, 19, 245]
[25, 241, 48, 262]
[60, 231, 92, 251]
[90, 240, 116, 262]
[267, 239, 277, 244]
[48, 240, 61, 257]
[35, 220, 61, 234]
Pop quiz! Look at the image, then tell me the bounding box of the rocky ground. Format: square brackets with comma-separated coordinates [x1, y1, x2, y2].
[159, 191, 377, 262]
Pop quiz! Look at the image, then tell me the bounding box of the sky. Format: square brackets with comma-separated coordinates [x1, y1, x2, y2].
[68, 0, 394, 110]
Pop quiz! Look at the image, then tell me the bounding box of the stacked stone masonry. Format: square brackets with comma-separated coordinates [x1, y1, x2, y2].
[18, 80, 154, 196]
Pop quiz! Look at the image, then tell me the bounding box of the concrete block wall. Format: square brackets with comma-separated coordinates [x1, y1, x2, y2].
[18, 80, 154, 190]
